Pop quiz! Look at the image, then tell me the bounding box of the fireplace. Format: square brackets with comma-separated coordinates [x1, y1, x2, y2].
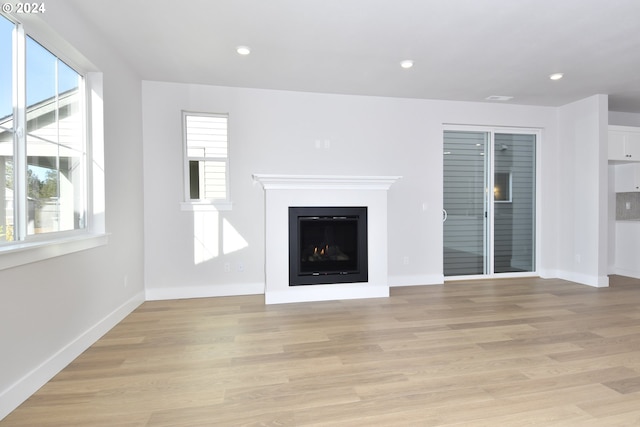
[289, 206, 368, 286]
[252, 174, 400, 304]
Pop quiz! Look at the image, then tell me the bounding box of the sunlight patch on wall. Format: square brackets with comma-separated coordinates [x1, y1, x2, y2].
[223, 218, 248, 254]
[193, 210, 219, 264]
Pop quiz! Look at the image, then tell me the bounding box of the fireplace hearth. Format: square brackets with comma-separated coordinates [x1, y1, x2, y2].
[289, 206, 368, 286]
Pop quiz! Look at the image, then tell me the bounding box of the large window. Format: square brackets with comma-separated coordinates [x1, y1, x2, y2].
[1, 14, 90, 246]
[1, 15, 13, 242]
[182, 112, 230, 205]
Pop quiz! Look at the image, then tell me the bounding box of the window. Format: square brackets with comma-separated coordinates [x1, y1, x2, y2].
[1, 15, 13, 242]
[1, 15, 85, 243]
[182, 112, 230, 209]
[1, 14, 104, 266]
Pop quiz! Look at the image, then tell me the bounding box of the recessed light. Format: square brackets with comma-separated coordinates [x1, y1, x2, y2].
[549, 73, 564, 81]
[236, 46, 251, 55]
[400, 60, 414, 69]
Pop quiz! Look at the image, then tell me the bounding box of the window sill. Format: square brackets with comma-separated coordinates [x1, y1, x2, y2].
[0, 233, 109, 271]
[180, 201, 233, 212]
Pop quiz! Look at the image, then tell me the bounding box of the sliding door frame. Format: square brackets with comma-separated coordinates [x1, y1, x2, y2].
[443, 124, 542, 280]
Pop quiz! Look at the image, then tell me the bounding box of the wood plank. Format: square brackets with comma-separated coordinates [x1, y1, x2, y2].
[2, 275, 640, 426]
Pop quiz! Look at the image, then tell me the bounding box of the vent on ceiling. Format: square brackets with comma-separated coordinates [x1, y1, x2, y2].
[485, 95, 514, 101]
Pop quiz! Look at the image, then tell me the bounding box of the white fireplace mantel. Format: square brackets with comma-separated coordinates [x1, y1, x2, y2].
[253, 174, 401, 304]
[252, 174, 402, 191]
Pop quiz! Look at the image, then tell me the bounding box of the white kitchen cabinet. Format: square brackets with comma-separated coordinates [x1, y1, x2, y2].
[609, 125, 640, 161]
[615, 163, 640, 192]
[615, 222, 640, 279]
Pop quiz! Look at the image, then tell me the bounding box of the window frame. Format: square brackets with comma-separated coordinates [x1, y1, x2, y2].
[0, 12, 106, 270]
[180, 111, 232, 212]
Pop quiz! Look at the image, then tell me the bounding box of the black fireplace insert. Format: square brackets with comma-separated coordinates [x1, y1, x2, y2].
[289, 206, 368, 286]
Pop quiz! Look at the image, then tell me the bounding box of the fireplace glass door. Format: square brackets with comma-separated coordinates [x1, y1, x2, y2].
[299, 217, 359, 274]
[289, 206, 368, 286]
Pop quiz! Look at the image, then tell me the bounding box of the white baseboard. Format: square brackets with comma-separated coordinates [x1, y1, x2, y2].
[613, 267, 640, 279]
[145, 277, 451, 300]
[145, 282, 265, 301]
[0, 291, 144, 421]
[554, 270, 610, 287]
[388, 274, 444, 287]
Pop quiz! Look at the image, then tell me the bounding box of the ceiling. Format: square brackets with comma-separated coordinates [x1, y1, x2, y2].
[67, 0, 640, 112]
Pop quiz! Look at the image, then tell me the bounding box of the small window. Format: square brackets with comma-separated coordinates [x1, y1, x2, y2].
[183, 112, 229, 205]
[494, 172, 512, 203]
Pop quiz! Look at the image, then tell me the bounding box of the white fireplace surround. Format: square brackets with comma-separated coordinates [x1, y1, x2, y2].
[253, 174, 401, 304]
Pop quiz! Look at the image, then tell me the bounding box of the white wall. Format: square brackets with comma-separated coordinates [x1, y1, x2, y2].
[610, 111, 640, 127]
[0, 5, 145, 419]
[142, 81, 563, 298]
[556, 95, 609, 286]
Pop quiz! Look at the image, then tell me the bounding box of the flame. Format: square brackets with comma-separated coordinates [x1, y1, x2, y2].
[312, 245, 331, 257]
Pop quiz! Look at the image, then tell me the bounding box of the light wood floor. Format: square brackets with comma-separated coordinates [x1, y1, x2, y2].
[3, 276, 640, 426]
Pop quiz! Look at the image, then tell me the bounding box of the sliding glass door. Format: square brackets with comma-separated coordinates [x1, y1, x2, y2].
[443, 131, 488, 276]
[493, 133, 536, 273]
[443, 129, 536, 277]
